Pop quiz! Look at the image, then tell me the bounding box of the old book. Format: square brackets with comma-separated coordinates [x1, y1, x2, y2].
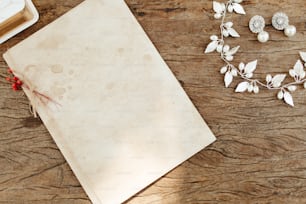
[3, 0, 216, 203]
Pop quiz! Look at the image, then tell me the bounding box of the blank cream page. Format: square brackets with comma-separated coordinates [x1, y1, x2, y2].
[3, 0, 216, 203]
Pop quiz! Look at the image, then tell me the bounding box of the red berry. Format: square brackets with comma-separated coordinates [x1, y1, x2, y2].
[16, 80, 22, 85]
[6, 77, 11, 81]
[8, 68, 13, 74]
[13, 77, 18, 81]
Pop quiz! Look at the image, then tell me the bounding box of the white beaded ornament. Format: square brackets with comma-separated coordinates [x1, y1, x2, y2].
[272, 12, 296, 37]
[249, 15, 269, 43]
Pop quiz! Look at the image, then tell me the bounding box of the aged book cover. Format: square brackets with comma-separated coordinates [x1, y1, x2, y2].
[3, 0, 216, 203]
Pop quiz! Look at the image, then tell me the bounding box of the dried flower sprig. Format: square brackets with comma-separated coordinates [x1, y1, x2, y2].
[205, 0, 306, 107]
[6, 68, 23, 91]
[5, 67, 61, 117]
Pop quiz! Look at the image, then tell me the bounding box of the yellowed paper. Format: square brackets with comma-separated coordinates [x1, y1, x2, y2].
[3, 0, 216, 203]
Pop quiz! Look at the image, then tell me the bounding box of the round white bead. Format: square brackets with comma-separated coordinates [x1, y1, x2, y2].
[226, 55, 234, 61]
[220, 67, 228, 74]
[231, 69, 238, 77]
[248, 84, 254, 93]
[216, 45, 223, 53]
[284, 25, 296, 37]
[222, 30, 229, 37]
[277, 91, 284, 100]
[239, 62, 245, 71]
[210, 35, 218, 41]
[214, 13, 222, 19]
[225, 22, 233, 28]
[253, 86, 259, 94]
[228, 5, 234, 13]
[266, 74, 272, 83]
[257, 31, 269, 43]
[223, 45, 230, 52]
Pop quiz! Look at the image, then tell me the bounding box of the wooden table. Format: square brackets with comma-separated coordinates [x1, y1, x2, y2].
[1, 0, 306, 203]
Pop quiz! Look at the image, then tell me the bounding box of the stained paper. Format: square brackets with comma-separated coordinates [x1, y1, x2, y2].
[3, 0, 216, 203]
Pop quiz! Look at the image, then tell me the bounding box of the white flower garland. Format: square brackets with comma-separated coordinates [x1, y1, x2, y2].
[205, 0, 306, 107]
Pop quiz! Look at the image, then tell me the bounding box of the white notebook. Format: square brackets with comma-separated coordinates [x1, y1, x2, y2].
[3, 0, 216, 203]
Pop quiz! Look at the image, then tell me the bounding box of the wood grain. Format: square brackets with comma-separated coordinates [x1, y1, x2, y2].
[1, 0, 306, 203]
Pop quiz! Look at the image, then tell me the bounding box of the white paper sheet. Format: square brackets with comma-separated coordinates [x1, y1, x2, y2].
[3, 0, 216, 203]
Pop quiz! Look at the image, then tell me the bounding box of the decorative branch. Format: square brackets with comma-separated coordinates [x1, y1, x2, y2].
[205, 0, 306, 107]
[5, 68, 61, 117]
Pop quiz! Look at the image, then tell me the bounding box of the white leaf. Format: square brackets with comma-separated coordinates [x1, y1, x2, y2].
[213, 1, 223, 13]
[205, 41, 218, 53]
[289, 69, 296, 78]
[244, 60, 258, 74]
[224, 71, 233, 88]
[294, 60, 305, 79]
[232, 3, 246, 15]
[300, 52, 306, 62]
[226, 46, 240, 56]
[284, 92, 294, 107]
[288, 85, 297, 92]
[272, 74, 286, 88]
[235, 82, 249, 93]
[227, 28, 240, 37]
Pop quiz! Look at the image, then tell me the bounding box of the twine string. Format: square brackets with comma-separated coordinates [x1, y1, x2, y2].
[12, 67, 60, 118]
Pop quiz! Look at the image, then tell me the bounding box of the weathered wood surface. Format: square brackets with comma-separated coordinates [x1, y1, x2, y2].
[1, 0, 306, 203]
